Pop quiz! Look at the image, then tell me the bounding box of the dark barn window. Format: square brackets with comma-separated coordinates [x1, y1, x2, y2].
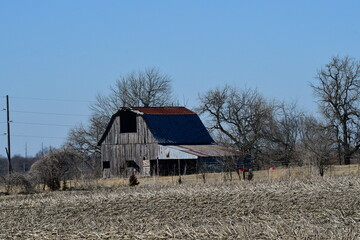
[103, 161, 110, 169]
[120, 111, 137, 133]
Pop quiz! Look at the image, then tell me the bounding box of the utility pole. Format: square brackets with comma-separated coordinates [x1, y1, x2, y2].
[5, 95, 12, 174]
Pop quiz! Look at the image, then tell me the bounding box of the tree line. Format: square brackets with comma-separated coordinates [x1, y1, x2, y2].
[65, 56, 360, 177]
[2, 55, 360, 191]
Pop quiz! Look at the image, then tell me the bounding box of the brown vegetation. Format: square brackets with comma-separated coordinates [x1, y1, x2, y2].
[1, 174, 360, 239]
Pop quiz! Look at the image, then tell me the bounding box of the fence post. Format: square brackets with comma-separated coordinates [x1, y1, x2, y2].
[330, 166, 332, 177]
[288, 167, 291, 179]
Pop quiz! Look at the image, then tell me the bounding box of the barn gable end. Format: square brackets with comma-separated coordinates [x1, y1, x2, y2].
[100, 110, 159, 177]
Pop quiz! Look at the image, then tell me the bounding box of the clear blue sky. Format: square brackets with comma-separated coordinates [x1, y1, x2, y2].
[1, 1, 360, 157]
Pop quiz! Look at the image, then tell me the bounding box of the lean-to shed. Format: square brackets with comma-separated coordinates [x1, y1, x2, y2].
[98, 107, 243, 177]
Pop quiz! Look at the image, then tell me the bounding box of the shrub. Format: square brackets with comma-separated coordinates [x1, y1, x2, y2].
[129, 174, 139, 186]
[29, 149, 83, 191]
[2, 173, 34, 194]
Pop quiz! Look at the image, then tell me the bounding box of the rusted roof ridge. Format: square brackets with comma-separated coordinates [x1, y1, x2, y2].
[132, 107, 195, 115]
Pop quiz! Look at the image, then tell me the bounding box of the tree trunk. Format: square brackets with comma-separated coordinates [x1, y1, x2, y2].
[344, 154, 351, 165]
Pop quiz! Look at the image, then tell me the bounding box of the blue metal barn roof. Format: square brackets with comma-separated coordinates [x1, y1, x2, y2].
[143, 114, 214, 145]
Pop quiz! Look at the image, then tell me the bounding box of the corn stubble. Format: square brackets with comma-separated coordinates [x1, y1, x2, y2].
[1, 176, 360, 239]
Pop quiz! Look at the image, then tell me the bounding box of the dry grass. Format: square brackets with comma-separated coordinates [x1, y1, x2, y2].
[75, 164, 360, 188]
[1, 175, 360, 239]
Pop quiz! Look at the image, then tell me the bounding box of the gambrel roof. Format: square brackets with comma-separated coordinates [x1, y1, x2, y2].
[98, 107, 215, 146]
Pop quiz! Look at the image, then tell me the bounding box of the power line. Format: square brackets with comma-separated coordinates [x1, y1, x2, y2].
[11, 134, 66, 140]
[0, 95, 87, 156]
[9, 96, 95, 103]
[12, 121, 73, 127]
[11, 110, 90, 117]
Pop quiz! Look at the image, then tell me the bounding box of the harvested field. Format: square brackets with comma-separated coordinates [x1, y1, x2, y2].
[1, 175, 360, 239]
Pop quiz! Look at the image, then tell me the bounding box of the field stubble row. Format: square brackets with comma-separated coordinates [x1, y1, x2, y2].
[1, 174, 360, 239]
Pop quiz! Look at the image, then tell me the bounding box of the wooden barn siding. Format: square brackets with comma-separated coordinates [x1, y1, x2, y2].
[101, 115, 159, 176]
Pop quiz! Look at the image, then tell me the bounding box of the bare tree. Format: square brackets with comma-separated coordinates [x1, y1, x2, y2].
[301, 116, 336, 176]
[66, 117, 102, 178]
[262, 103, 305, 167]
[67, 115, 104, 155]
[66, 67, 175, 167]
[197, 85, 274, 168]
[311, 56, 360, 165]
[90, 67, 175, 120]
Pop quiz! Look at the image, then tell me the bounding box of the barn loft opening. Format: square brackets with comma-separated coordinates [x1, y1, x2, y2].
[120, 111, 137, 133]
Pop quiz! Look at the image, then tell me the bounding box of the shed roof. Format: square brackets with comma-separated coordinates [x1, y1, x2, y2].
[158, 145, 243, 159]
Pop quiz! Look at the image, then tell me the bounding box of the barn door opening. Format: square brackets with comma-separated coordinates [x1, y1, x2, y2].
[149, 159, 197, 176]
[125, 160, 140, 176]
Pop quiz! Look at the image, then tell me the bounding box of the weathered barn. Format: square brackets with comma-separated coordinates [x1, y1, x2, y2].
[98, 107, 243, 177]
